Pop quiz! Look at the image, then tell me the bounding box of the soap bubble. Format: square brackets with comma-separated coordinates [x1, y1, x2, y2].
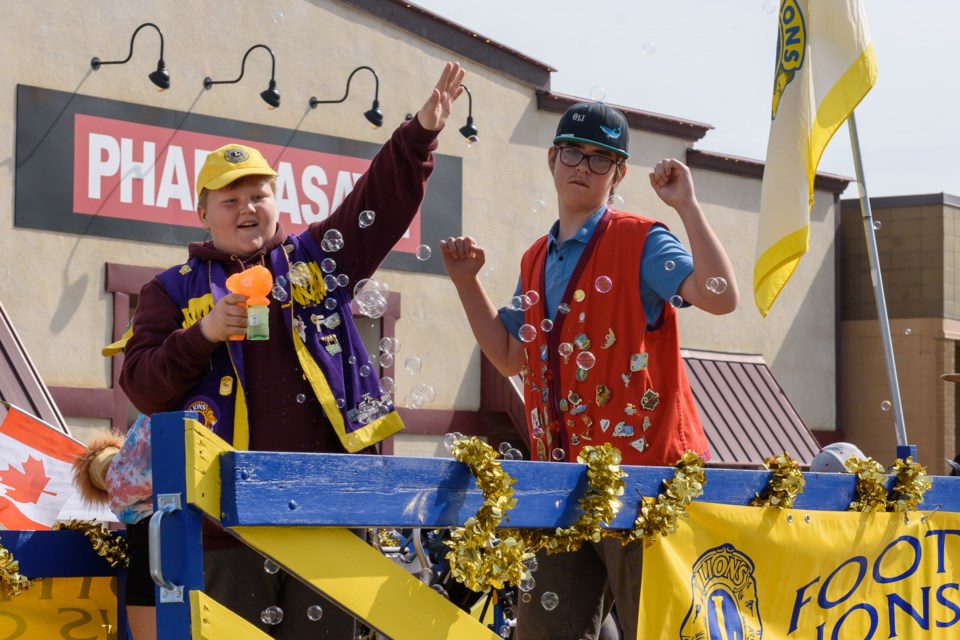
[551, 448, 565, 461]
[558, 343, 574, 357]
[359, 365, 371, 378]
[525, 291, 540, 305]
[296, 393, 306, 404]
[881, 400, 892, 412]
[443, 432, 464, 452]
[322, 229, 344, 253]
[359, 210, 376, 228]
[320, 258, 336, 273]
[379, 337, 400, 355]
[641, 41, 656, 55]
[416, 245, 432, 261]
[519, 578, 536, 593]
[263, 559, 280, 574]
[669, 295, 684, 308]
[379, 352, 394, 368]
[594, 276, 612, 293]
[271, 284, 288, 302]
[380, 377, 395, 394]
[589, 86, 607, 102]
[499, 442, 512, 455]
[557, 303, 571, 315]
[540, 319, 554, 332]
[519, 324, 538, 343]
[575, 351, 596, 370]
[873, 220, 882, 230]
[413, 383, 436, 404]
[307, 605, 323, 621]
[705, 276, 728, 294]
[288, 262, 312, 287]
[405, 356, 422, 375]
[664, 260, 676, 272]
[324, 297, 338, 310]
[324, 274, 338, 291]
[336, 274, 350, 288]
[261, 606, 283, 625]
[608, 194, 625, 209]
[532, 199, 547, 214]
[541, 592, 559, 611]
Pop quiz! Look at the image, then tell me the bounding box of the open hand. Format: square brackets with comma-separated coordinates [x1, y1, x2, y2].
[416, 62, 466, 131]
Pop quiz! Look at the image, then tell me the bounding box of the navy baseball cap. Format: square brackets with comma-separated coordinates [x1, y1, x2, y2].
[553, 102, 629, 158]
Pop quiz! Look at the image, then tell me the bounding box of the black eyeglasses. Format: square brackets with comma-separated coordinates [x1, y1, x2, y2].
[555, 146, 622, 175]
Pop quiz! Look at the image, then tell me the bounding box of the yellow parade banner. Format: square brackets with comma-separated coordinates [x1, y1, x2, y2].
[639, 503, 960, 639]
[0, 577, 118, 640]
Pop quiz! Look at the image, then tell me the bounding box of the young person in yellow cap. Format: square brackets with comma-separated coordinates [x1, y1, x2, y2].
[440, 100, 738, 639]
[116, 61, 465, 640]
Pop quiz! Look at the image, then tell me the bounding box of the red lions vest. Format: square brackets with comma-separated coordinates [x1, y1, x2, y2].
[519, 209, 709, 466]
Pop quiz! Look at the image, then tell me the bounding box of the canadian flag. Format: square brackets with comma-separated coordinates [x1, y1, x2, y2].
[0, 405, 84, 529]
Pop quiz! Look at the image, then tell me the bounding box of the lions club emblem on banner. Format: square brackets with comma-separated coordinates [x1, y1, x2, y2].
[681, 543, 763, 640]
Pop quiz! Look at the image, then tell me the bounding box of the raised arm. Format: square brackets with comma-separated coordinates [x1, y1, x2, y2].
[648, 159, 739, 315]
[440, 236, 525, 376]
[311, 62, 466, 286]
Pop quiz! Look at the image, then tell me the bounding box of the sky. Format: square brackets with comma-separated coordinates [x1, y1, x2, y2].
[412, 0, 958, 200]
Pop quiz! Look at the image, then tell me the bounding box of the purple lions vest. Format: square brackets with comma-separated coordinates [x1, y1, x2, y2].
[156, 232, 403, 451]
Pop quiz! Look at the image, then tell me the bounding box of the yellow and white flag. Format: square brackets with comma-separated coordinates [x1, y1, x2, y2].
[754, 0, 877, 316]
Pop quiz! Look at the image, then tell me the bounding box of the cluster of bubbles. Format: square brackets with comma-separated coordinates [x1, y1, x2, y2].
[705, 276, 728, 295]
[498, 441, 524, 461]
[272, 261, 314, 302]
[258, 560, 325, 625]
[354, 278, 390, 319]
[321, 229, 345, 253]
[377, 337, 399, 393]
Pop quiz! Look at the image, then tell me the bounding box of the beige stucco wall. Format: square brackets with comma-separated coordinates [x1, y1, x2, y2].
[2, 0, 839, 439]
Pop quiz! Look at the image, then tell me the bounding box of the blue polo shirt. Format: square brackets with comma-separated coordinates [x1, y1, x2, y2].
[498, 206, 693, 339]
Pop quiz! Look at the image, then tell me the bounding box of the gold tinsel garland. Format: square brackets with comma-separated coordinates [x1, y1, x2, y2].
[846, 457, 891, 512]
[618, 450, 706, 545]
[889, 457, 932, 512]
[846, 456, 931, 513]
[54, 520, 130, 569]
[514, 443, 627, 555]
[750, 452, 806, 509]
[0, 543, 30, 598]
[444, 437, 533, 592]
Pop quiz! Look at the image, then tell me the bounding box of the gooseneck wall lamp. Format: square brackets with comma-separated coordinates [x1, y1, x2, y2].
[91, 22, 170, 91]
[203, 44, 280, 109]
[458, 84, 478, 144]
[309, 66, 384, 129]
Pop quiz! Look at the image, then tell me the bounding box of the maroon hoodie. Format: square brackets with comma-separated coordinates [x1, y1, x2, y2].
[120, 116, 439, 454]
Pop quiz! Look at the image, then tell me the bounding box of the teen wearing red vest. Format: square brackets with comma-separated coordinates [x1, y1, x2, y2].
[441, 101, 738, 640]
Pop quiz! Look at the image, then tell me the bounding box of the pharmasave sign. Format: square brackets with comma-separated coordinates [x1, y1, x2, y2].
[14, 85, 462, 275]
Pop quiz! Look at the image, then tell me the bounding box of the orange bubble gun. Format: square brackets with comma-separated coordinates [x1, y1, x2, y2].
[225, 265, 273, 341]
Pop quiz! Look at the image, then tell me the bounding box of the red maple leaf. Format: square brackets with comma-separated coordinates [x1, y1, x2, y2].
[0, 456, 55, 504]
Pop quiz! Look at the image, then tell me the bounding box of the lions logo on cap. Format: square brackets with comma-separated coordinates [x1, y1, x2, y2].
[223, 147, 251, 164]
[681, 544, 762, 640]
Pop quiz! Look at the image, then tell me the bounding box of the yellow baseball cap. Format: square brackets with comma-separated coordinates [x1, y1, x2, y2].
[196, 144, 278, 198]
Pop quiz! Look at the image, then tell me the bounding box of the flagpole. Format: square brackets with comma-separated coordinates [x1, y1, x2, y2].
[847, 111, 912, 457]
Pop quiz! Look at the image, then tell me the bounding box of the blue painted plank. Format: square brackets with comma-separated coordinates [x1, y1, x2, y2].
[0, 530, 118, 577]
[220, 451, 960, 528]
